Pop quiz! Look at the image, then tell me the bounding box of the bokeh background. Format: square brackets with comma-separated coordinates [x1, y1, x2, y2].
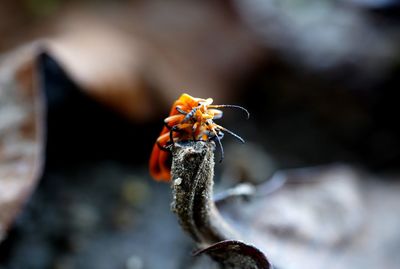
[1, 0, 400, 268]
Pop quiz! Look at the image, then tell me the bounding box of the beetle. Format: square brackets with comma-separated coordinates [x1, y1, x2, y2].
[149, 93, 249, 182]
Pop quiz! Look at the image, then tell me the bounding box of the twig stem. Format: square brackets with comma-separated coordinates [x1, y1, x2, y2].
[170, 141, 238, 245]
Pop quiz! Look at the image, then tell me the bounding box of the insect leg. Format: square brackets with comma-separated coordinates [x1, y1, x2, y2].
[164, 114, 185, 129]
[208, 109, 223, 120]
[192, 121, 199, 140]
[170, 125, 179, 146]
[169, 123, 190, 146]
[215, 124, 245, 143]
[176, 106, 187, 115]
[156, 132, 172, 152]
[211, 128, 224, 163]
[182, 107, 198, 123]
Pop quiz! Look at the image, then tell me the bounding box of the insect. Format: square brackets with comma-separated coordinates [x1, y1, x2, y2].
[149, 93, 249, 182]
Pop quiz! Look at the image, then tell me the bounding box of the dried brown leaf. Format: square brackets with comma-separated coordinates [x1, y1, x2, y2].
[0, 44, 45, 241]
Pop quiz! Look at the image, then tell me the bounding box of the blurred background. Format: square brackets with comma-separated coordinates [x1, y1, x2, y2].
[0, 0, 400, 268]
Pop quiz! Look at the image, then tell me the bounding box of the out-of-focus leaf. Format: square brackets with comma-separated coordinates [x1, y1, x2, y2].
[128, 1, 263, 104]
[234, 0, 398, 84]
[2, 1, 264, 123]
[343, 0, 400, 9]
[47, 13, 156, 122]
[219, 165, 400, 269]
[0, 44, 45, 241]
[44, 2, 263, 120]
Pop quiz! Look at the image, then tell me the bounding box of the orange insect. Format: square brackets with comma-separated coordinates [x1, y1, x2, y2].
[149, 93, 249, 182]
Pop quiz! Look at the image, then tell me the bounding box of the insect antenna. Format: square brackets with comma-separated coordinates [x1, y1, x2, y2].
[209, 105, 250, 119]
[211, 129, 224, 163]
[216, 124, 245, 143]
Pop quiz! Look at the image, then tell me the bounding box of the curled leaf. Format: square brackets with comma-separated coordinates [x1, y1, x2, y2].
[194, 240, 272, 269]
[171, 141, 273, 268]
